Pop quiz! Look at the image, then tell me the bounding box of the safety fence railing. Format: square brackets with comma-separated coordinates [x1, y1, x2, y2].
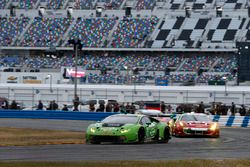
[1, 85, 250, 109]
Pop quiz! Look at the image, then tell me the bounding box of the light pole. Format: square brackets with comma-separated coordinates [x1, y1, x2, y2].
[68, 39, 82, 101]
[74, 42, 78, 99]
[46, 74, 52, 92]
[132, 75, 136, 103]
[222, 76, 227, 96]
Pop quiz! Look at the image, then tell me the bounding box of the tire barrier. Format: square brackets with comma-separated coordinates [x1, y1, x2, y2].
[0, 110, 118, 121]
[210, 115, 250, 127]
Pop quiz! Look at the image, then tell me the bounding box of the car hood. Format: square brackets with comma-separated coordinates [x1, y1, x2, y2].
[92, 123, 136, 128]
[185, 121, 212, 127]
[102, 123, 125, 127]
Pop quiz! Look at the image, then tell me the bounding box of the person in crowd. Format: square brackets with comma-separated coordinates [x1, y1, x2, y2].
[161, 101, 166, 113]
[120, 103, 127, 113]
[130, 103, 136, 114]
[89, 103, 95, 112]
[62, 104, 69, 111]
[96, 103, 105, 112]
[210, 102, 216, 115]
[176, 104, 183, 113]
[167, 104, 172, 113]
[216, 104, 222, 115]
[47, 101, 53, 110]
[10, 100, 18, 109]
[199, 101, 205, 113]
[37, 100, 43, 110]
[52, 100, 58, 110]
[239, 104, 246, 116]
[73, 95, 80, 111]
[113, 103, 120, 112]
[2, 99, 9, 109]
[221, 104, 228, 115]
[230, 102, 236, 116]
[246, 108, 250, 116]
[105, 102, 113, 112]
[125, 102, 132, 113]
[47, 100, 58, 110]
[139, 100, 144, 109]
[196, 102, 204, 113]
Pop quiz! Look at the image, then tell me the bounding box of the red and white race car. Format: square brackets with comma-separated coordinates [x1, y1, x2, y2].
[172, 113, 220, 138]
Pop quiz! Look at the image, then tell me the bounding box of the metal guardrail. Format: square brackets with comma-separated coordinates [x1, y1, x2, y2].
[0, 110, 249, 127]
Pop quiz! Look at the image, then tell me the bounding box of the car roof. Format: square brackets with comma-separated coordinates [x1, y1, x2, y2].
[182, 112, 207, 115]
[113, 113, 142, 117]
[135, 109, 162, 115]
[108, 114, 147, 119]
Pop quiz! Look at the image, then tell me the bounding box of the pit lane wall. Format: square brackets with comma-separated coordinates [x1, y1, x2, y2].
[0, 110, 249, 128]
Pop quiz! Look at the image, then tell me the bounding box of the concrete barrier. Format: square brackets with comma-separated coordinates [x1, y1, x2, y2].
[0, 110, 249, 127]
[0, 110, 117, 121]
[210, 115, 250, 127]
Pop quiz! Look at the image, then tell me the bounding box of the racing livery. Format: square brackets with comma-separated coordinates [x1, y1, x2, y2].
[86, 114, 171, 144]
[172, 113, 220, 138]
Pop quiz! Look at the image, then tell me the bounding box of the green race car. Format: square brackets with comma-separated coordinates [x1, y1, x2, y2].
[86, 114, 171, 144]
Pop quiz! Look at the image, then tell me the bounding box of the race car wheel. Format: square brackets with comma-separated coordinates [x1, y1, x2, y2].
[138, 128, 145, 144]
[161, 128, 170, 143]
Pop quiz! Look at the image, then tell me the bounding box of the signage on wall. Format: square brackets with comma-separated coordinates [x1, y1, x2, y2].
[7, 76, 18, 83]
[66, 68, 85, 78]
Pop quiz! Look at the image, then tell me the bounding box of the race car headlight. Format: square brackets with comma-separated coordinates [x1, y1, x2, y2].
[209, 123, 217, 131]
[179, 121, 185, 127]
[90, 127, 96, 133]
[121, 129, 130, 133]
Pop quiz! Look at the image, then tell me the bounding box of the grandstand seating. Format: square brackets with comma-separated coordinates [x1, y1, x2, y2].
[136, 0, 156, 10]
[111, 16, 159, 48]
[0, 0, 248, 10]
[0, 0, 8, 9]
[0, 16, 30, 46]
[0, 10, 248, 49]
[20, 17, 73, 47]
[72, 0, 94, 9]
[0, 0, 245, 85]
[18, 0, 37, 9]
[179, 55, 216, 72]
[147, 55, 184, 71]
[0, 53, 237, 84]
[67, 17, 117, 48]
[97, 0, 124, 9]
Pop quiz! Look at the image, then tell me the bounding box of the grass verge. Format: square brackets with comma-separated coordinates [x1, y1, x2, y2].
[0, 160, 250, 167]
[0, 127, 85, 146]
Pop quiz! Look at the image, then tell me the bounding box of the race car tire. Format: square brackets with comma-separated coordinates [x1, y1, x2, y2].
[159, 127, 170, 143]
[138, 128, 145, 144]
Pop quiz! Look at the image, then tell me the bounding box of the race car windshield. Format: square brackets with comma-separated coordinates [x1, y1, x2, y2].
[102, 116, 139, 124]
[181, 115, 210, 122]
[139, 111, 163, 116]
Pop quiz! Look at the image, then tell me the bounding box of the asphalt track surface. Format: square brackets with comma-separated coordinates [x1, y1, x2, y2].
[0, 119, 250, 161]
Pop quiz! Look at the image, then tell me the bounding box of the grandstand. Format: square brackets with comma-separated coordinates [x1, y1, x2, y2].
[0, 0, 250, 87]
